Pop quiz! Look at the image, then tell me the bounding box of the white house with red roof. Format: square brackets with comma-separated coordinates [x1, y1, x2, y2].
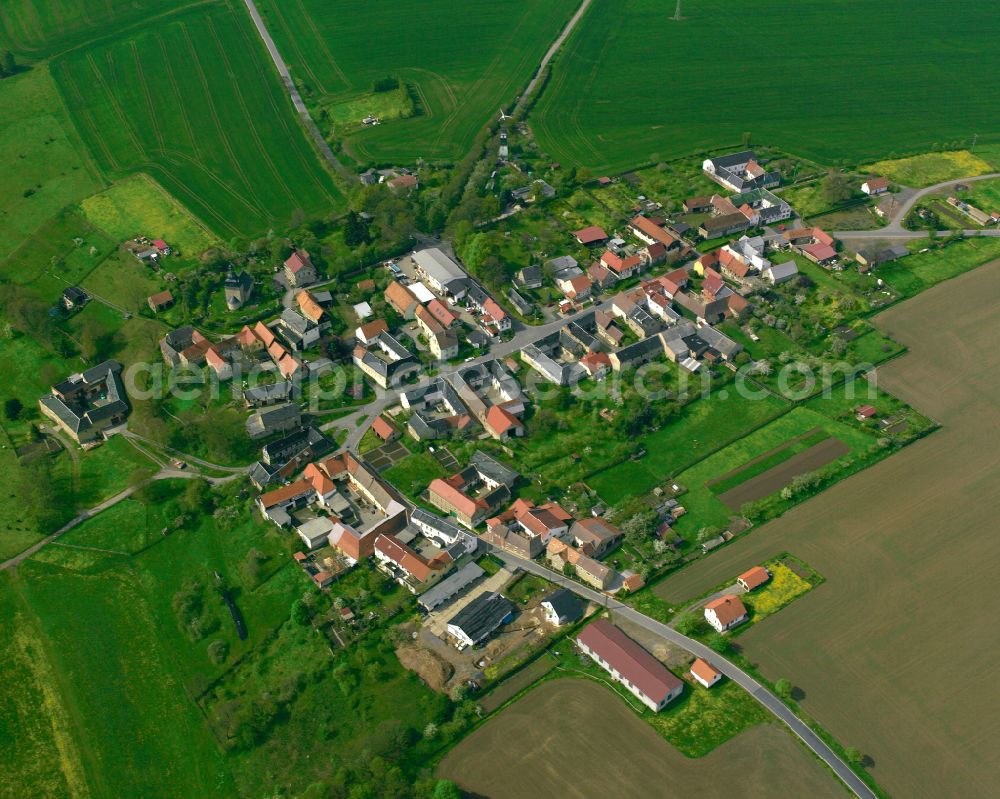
[690, 657, 723, 688]
[704, 594, 749, 632]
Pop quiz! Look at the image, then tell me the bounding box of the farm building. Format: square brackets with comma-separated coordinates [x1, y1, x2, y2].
[573, 225, 608, 246]
[577, 619, 683, 712]
[446, 591, 515, 649]
[147, 290, 174, 312]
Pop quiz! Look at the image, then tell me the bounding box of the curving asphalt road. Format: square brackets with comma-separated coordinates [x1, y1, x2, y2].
[835, 171, 1000, 240]
[493, 549, 878, 799]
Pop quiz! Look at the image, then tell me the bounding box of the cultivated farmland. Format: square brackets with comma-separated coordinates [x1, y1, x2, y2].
[439, 678, 844, 798]
[653, 258, 1000, 799]
[255, 0, 580, 163]
[50, 3, 344, 238]
[533, 0, 1000, 172]
[0, 0, 194, 56]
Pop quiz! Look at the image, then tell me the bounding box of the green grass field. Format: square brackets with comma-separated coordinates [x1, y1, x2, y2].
[669, 407, 877, 533]
[877, 236, 1000, 298]
[533, 0, 1000, 172]
[81, 174, 218, 255]
[256, 0, 579, 162]
[50, 3, 344, 238]
[0, 65, 102, 260]
[0, 482, 294, 798]
[587, 390, 789, 505]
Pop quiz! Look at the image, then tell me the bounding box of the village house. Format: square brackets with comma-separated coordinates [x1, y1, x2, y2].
[516, 264, 544, 289]
[763, 260, 799, 284]
[483, 521, 543, 559]
[861, 176, 889, 196]
[577, 619, 684, 711]
[353, 332, 418, 389]
[371, 414, 400, 443]
[704, 594, 749, 632]
[296, 290, 325, 325]
[284, 250, 318, 287]
[243, 380, 295, 409]
[570, 517, 623, 558]
[355, 318, 390, 345]
[246, 402, 301, 440]
[39, 360, 130, 445]
[489, 498, 571, 544]
[415, 305, 459, 359]
[541, 589, 584, 626]
[249, 426, 333, 489]
[546, 539, 613, 590]
[628, 215, 683, 254]
[384, 280, 419, 319]
[374, 533, 449, 594]
[784, 227, 837, 266]
[484, 404, 525, 440]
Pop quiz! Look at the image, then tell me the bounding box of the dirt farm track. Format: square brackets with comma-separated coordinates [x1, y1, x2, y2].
[654, 259, 1000, 798]
[439, 679, 843, 798]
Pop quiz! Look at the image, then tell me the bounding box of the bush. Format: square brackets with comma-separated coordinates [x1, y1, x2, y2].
[373, 76, 400, 93]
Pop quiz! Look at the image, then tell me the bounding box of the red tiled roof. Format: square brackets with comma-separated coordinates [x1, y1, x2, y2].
[371, 415, 397, 440]
[284, 250, 313, 273]
[580, 351, 611, 374]
[429, 478, 482, 518]
[804, 242, 837, 262]
[574, 225, 608, 245]
[148, 290, 173, 307]
[254, 321, 276, 347]
[375, 533, 435, 581]
[630, 215, 677, 247]
[426, 298, 457, 327]
[690, 657, 721, 684]
[384, 280, 417, 314]
[259, 478, 312, 508]
[578, 619, 682, 702]
[705, 594, 747, 626]
[738, 565, 770, 590]
[358, 319, 389, 340]
[482, 298, 507, 323]
[486, 404, 524, 437]
[296, 290, 324, 323]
